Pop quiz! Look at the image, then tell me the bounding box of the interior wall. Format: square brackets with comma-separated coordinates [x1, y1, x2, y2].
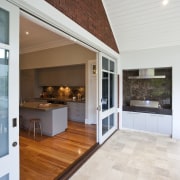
[120, 45, 180, 139]
[20, 44, 96, 69]
[86, 60, 97, 124]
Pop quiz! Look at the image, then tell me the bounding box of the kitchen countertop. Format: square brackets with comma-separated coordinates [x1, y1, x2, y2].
[36, 98, 85, 103]
[20, 102, 67, 111]
[66, 99, 85, 103]
[123, 105, 172, 115]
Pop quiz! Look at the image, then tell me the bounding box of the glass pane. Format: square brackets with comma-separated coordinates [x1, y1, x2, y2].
[102, 117, 108, 135]
[110, 114, 114, 129]
[110, 73, 114, 108]
[102, 72, 108, 111]
[0, 8, 9, 44]
[0, 48, 9, 157]
[0, 174, 9, 180]
[110, 61, 115, 72]
[102, 57, 108, 71]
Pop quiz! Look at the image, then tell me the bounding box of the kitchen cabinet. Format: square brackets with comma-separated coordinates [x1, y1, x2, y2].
[146, 113, 172, 135]
[122, 111, 147, 130]
[146, 114, 158, 133]
[122, 111, 172, 135]
[67, 102, 85, 122]
[133, 112, 146, 131]
[20, 69, 40, 99]
[122, 111, 134, 129]
[37, 65, 85, 86]
[157, 114, 172, 135]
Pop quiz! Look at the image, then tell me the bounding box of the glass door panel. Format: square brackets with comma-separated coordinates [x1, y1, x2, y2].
[0, 174, 9, 180]
[110, 73, 114, 108]
[0, 48, 9, 158]
[102, 113, 115, 135]
[102, 117, 108, 135]
[110, 61, 114, 72]
[102, 71, 108, 111]
[0, 1, 19, 179]
[102, 57, 108, 70]
[0, 8, 9, 44]
[110, 114, 114, 129]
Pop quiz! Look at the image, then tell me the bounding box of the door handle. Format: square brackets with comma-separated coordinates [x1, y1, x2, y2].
[12, 141, 18, 147]
[97, 105, 101, 111]
[12, 118, 17, 127]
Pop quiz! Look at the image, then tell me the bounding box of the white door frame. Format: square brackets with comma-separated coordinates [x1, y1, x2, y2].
[97, 52, 118, 144]
[0, 0, 19, 179]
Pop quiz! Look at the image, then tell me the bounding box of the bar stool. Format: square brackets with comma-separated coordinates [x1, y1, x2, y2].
[28, 118, 42, 138]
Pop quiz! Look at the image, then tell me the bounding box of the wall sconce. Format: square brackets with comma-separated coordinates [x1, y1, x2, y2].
[92, 64, 96, 75]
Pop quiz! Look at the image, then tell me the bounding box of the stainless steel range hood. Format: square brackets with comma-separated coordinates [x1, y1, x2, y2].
[128, 68, 166, 79]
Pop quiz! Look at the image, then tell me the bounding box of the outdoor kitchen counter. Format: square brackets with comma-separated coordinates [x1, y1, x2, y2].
[123, 105, 172, 115]
[20, 102, 68, 136]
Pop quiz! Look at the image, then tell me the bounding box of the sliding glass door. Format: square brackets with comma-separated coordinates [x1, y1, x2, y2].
[0, 1, 19, 179]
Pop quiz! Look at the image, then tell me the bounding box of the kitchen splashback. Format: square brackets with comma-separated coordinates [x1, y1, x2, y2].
[123, 67, 172, 108]
[41, 86, 85, 100]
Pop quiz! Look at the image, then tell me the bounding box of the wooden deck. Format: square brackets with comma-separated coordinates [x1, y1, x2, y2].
[20, 121, 96, 180]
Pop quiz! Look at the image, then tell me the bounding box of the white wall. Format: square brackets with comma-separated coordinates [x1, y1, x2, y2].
[86, 60, 97, 124]
[120, 45, 180, 139]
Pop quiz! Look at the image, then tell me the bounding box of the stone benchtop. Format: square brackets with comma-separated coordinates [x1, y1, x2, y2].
[123, 105, 172, 115]
[20, 102, 67, 111]
[33, 98, 85, 103]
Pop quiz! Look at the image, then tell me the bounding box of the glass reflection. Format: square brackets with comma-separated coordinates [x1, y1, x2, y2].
[102, 72, 108, 111]
[0, 173, 9, 180]
[102, 117, 108, 135]
[110, 114, 114, 129]
[102, 114, 115, 135]
[110, 61, 114, 72]
[110, 73, 114, 108]
[102, 57, 108, 71]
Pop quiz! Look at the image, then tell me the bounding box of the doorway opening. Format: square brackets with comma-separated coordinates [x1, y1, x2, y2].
[19, 12, 98, 179]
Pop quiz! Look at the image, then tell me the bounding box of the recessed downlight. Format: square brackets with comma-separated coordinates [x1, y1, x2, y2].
[162, 0, 168, 6]
[25, 31, 29, 35]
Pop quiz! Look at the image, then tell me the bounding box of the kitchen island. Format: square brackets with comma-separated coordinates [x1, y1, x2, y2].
[39, 98, 86, 122]
[20, 102, 68, 136]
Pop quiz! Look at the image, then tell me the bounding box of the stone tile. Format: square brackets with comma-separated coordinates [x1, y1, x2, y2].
[121, 173, 138, 180]
[153, 166, 170, 177]
[70, 130, 180, 180]
[137, 172, 154, 180]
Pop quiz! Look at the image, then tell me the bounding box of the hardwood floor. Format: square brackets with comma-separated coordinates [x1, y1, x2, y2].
[20, 121, 96, 180]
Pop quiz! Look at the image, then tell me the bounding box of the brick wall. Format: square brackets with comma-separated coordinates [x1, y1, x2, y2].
[45, 0, 119, 53]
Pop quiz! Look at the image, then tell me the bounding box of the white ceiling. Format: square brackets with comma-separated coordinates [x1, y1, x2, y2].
[102, 0, 180, 52]
[20, 16, 74, 54]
